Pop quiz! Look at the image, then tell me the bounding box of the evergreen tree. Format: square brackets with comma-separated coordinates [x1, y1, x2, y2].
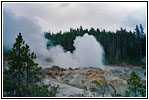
[3, 33, 51, 97]
[140, 24, 144, 34]
[125, 71, 146, 97]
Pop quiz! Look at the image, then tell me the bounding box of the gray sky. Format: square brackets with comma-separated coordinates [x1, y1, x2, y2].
[3, 2, 147, 49]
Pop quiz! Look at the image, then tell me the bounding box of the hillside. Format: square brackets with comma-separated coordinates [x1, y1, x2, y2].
[42, 65, 146, 97]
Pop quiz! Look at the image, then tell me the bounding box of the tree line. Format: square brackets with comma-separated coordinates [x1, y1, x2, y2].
[44, 24, 146, 65]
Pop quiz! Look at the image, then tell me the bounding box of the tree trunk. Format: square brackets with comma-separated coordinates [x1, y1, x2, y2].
[134, 85, 137, 97]
[18, 66, 22, 96]
[27, 63, 30, 86]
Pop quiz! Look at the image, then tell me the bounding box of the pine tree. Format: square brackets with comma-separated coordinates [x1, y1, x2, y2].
[8, 33, 27, 96]
[140, 24, 144, 34]
[4, 33, 50, 97]
[125, 71, 146, 97]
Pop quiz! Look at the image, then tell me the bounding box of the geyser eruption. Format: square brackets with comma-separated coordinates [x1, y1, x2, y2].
[72, 34, 104, 68]
[40, 33, 105, 69]
[3, 10, 104, 69]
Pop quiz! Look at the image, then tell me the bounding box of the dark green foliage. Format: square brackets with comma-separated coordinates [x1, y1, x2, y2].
[17, 83, 50, 97]
[3, 33, 50, 97]
[125, 71, 146, 97]
[105, 56, 116, 64]
[138, 83, 146, 97]
[111, 90, 117, 97]
[49, 85, 59, 97]
[44, 25, 146, 65]
[138, 72, 146, 97]
[3, 68, 17, 96]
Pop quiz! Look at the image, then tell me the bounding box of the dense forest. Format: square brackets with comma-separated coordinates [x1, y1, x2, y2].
[44, 24, 146, 65]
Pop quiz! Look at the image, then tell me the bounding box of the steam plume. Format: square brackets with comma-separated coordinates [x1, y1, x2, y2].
[38, 33, 105, 69]
[3, 10, 105, 69]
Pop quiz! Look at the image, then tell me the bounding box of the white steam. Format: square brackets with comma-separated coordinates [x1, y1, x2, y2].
[37, 33, 105, 69]
[4, 10, 104, 69]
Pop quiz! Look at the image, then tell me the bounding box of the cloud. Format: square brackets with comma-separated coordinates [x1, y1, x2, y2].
[3, 2, 146, 33]
[3, 9, 47, 54]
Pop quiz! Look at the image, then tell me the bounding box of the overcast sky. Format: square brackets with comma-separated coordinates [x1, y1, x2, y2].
[3, 2, 147, 49]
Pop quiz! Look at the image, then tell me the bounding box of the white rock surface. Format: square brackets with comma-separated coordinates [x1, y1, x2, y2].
[42, 65, 146, 97]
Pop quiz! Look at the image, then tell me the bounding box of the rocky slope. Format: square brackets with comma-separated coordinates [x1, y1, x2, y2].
[42, 65, 146, 97]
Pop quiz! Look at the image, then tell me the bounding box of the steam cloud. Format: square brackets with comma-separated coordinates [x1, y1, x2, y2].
[4, 10, 105, 69]
[37, 34, 105, 69]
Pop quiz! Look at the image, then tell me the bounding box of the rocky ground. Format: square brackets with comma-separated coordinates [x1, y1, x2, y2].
[42, 65, 146, 97]
[3, 53, 146, 97]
